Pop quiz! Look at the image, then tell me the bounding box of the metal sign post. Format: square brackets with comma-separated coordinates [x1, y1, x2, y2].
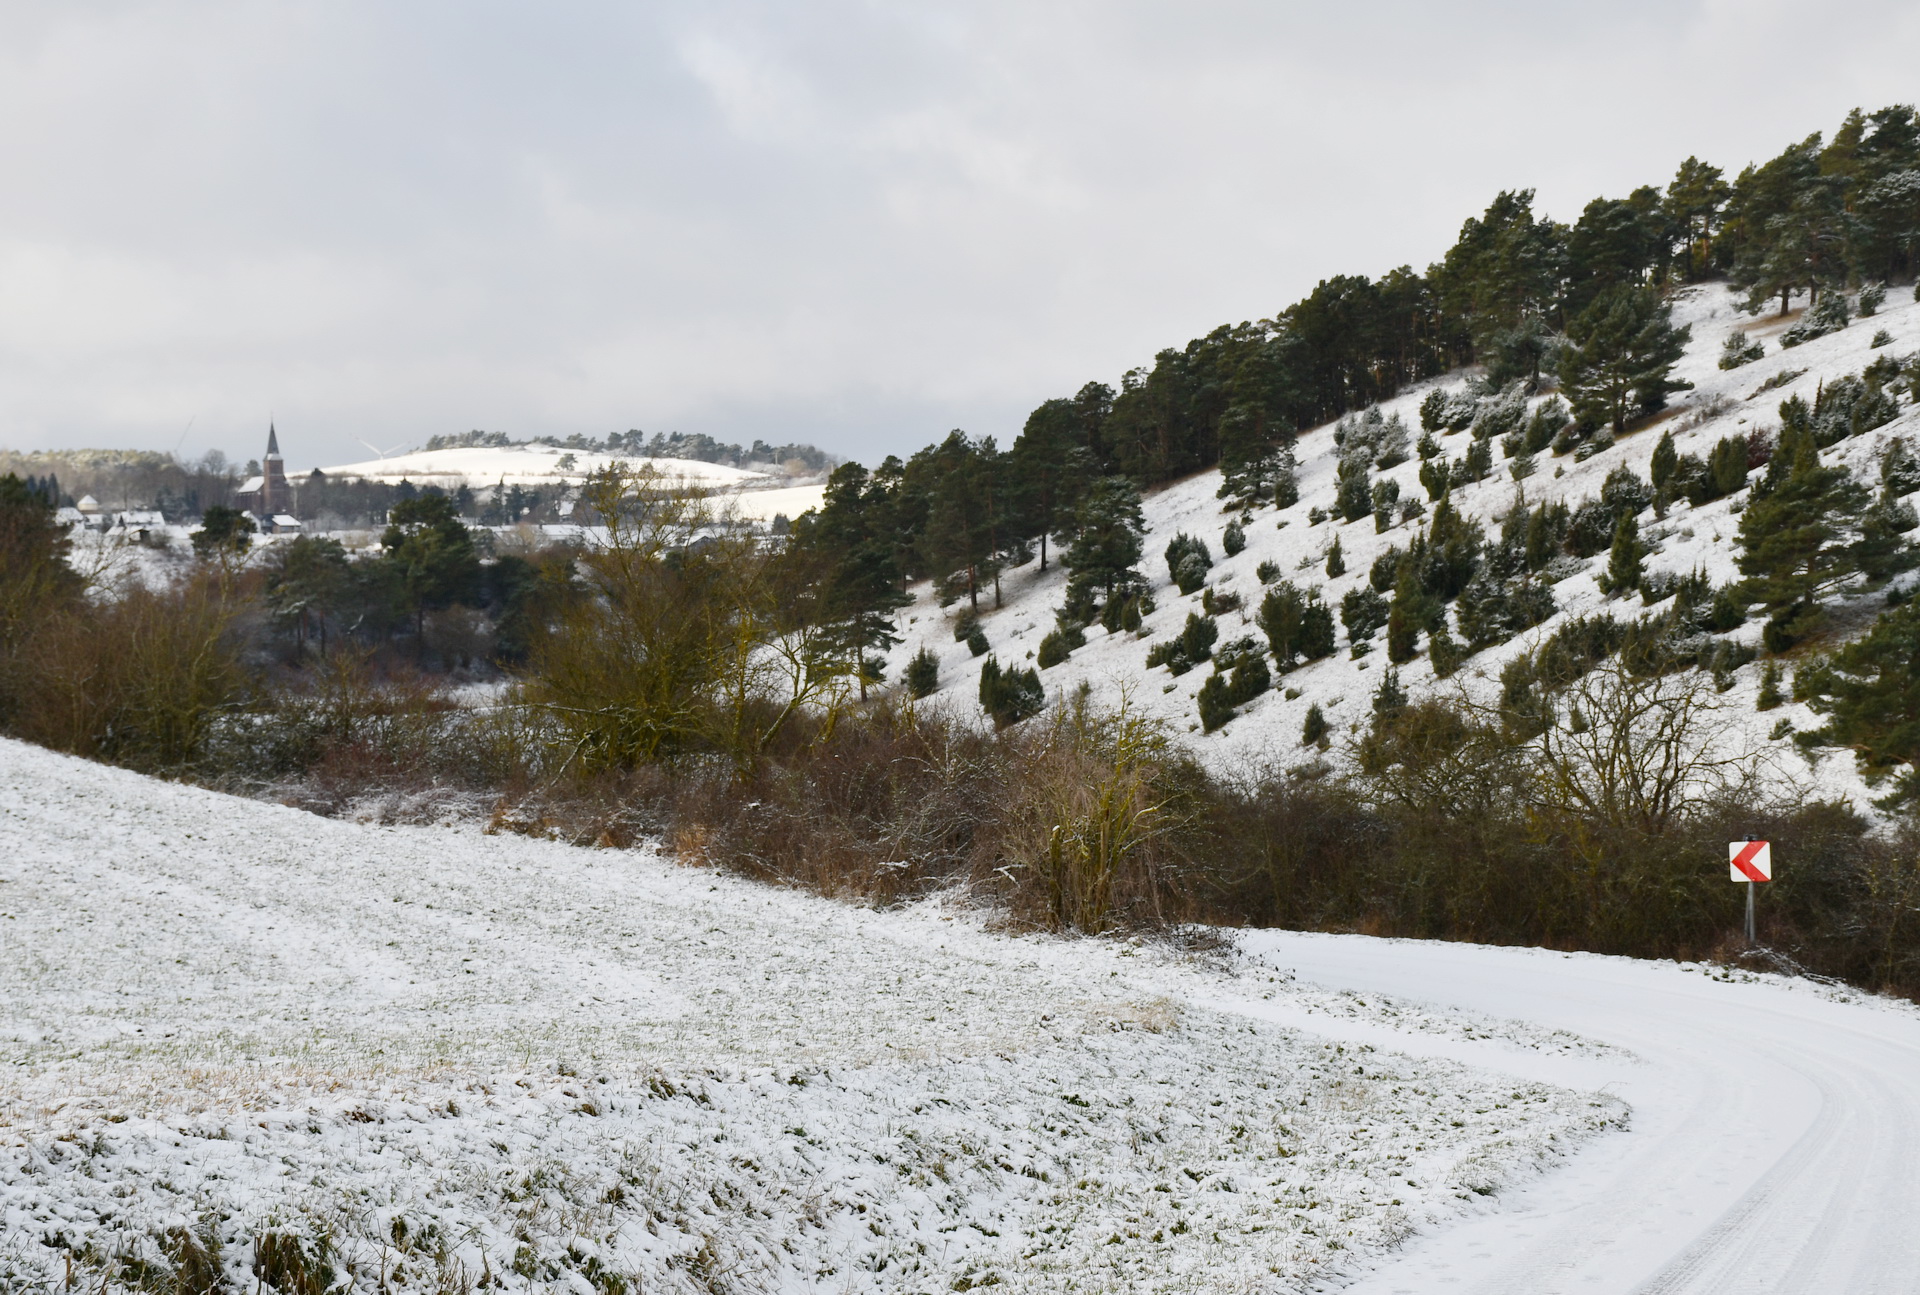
[1730, 841, 1772, 946]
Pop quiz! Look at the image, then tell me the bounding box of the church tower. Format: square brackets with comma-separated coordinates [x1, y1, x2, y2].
[237, 423, 298, 526]
[260, 423, 291, 518]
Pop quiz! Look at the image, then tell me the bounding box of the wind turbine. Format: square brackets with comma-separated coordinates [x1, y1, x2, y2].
[357, 438, 409, 460]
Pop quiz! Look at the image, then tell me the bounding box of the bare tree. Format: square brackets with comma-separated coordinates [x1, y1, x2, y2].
[1525, 661, 1764, 836]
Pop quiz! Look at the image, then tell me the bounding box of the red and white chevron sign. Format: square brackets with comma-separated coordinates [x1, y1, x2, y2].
[1730, 840, 1772, 883]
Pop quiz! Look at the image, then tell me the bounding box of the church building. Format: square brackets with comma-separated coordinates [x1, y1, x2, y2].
[234, 424, 303, 533]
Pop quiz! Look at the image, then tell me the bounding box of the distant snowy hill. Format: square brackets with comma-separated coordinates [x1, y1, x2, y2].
[317, 443, 826, 519]
[883, 284, 1920, 803]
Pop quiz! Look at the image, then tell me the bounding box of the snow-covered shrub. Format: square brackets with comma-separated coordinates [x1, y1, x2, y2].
[1718, 330, 1765, 369]
[1883, 439, 1920, 497]
[1470, 382, 1529, 443]
[1859, 281, 1887, 317]
[1781, 291, 1850, 347]
[1419, 386, 1478, 434]
[1782, 372, 1902, 448]
[1165, 533, 1212, 593]
[1222, 519, 1246, 556]
[1341, 586, 1389, 644]
[1371, 478, 1401, 532]
[1375, 413, 1412, 469]
[1601, 465, 1654, 517]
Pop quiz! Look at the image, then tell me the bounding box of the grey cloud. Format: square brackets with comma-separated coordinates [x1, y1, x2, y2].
[0, 0, 1915, 469]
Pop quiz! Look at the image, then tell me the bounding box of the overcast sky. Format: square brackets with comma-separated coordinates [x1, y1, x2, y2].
[0, 1, 1915, 471]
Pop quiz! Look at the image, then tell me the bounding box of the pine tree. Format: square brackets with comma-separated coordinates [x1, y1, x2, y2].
[1803, 598, 1920, 804]
[1736, 424, 1871, 648]
[380, 494, 479, 646]
[905, 647, 939, 698]
[1558, 285, 1694, 435]
[192, 504, 257, 558]
[1217, 406, 1296, 511]
[1371, 667, 1408, 716]
[1010, 401, 1093, 571]
[1664, 155, 1730, 281]
[1325, 535, 1345, 578]
[1198, 673, 1236, 733]
[0, 473, 85, 705]
[1336, 456, 1372, 522]
[1599, 513, 1646, 596]
[978, 657, 1044, 728]
[1062, 476, 1147, 615]
[1371, 478, 1401, 532]
[1301, 702, 1329, 748]
[920, 433, 996, 610]
[1165, 532, 1212, 595]
[791, 462, 913, 694]
[1650, 431, 1678, 493]
[1432, 190, 1567, 357]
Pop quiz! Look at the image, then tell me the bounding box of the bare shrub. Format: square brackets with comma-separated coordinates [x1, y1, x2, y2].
[997, 694, 1197, 933]
[10, 575, 246, 773]
[522, 465, 846, 777]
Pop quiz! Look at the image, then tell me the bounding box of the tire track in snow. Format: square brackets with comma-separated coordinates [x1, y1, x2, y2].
[1238, 932, 1920, 1294]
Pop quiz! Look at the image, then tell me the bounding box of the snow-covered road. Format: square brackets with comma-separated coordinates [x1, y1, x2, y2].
[1241, 933, 1920, 1295]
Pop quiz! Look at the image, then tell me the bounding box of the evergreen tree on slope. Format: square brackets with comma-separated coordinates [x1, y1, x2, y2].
[1557, 285, 1692, 435]
[1736, 424, 1871, 649]
[1062, 476, 1147, 619]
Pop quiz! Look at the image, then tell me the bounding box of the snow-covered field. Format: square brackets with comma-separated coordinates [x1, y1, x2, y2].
[0, 737, 1622, 1293]
[885, 283, 1920, 802]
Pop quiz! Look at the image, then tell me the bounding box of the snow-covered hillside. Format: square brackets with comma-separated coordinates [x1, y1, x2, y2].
[318, 444, 771, 488]
[0, 737, 1621, 1293]
[316, 445, 829, 521]
[885, 284, 1920, 798]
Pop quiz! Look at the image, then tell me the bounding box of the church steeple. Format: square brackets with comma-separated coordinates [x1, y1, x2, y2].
[257, 422, 291, 519]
